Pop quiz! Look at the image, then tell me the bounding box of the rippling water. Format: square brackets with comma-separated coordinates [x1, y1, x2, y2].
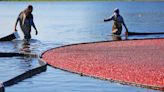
[0, 1, 163, 92]
[0, 57, 39, 82]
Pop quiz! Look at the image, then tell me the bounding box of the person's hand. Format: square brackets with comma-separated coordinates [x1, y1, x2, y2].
[125, 31, 128, 36]
[35, 30, 38, 35]
[14, 28, 17, 32]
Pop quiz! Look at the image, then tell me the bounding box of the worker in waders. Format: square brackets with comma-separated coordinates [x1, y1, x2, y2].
[14, 5, 38, 42]
[104, 8, 128, 36]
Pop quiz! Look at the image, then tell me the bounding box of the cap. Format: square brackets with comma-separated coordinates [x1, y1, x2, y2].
[114, 8, 119, 14]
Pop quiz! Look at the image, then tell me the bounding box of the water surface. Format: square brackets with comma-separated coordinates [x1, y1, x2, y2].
[0, 1, 163, 92]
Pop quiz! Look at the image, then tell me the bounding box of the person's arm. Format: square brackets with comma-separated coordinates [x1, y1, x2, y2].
[122, 18, 129, 36]
[14, 15, 20, 32]
[32, 22, 38, 35]
[30, 15, 38, 35]
[104, 15, 114, 22]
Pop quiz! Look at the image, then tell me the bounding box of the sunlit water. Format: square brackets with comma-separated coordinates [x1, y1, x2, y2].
[0, 1, 163, 92]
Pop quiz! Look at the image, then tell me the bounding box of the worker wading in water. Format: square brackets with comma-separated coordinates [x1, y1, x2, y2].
[14, 5, 38, 42]
[104, 8, 128, 36]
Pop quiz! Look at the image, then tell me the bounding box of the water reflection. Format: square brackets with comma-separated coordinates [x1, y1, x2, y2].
[16, 57, 33, 70]
[20, 40, 31, 53]
[0, 57, 38, 81]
